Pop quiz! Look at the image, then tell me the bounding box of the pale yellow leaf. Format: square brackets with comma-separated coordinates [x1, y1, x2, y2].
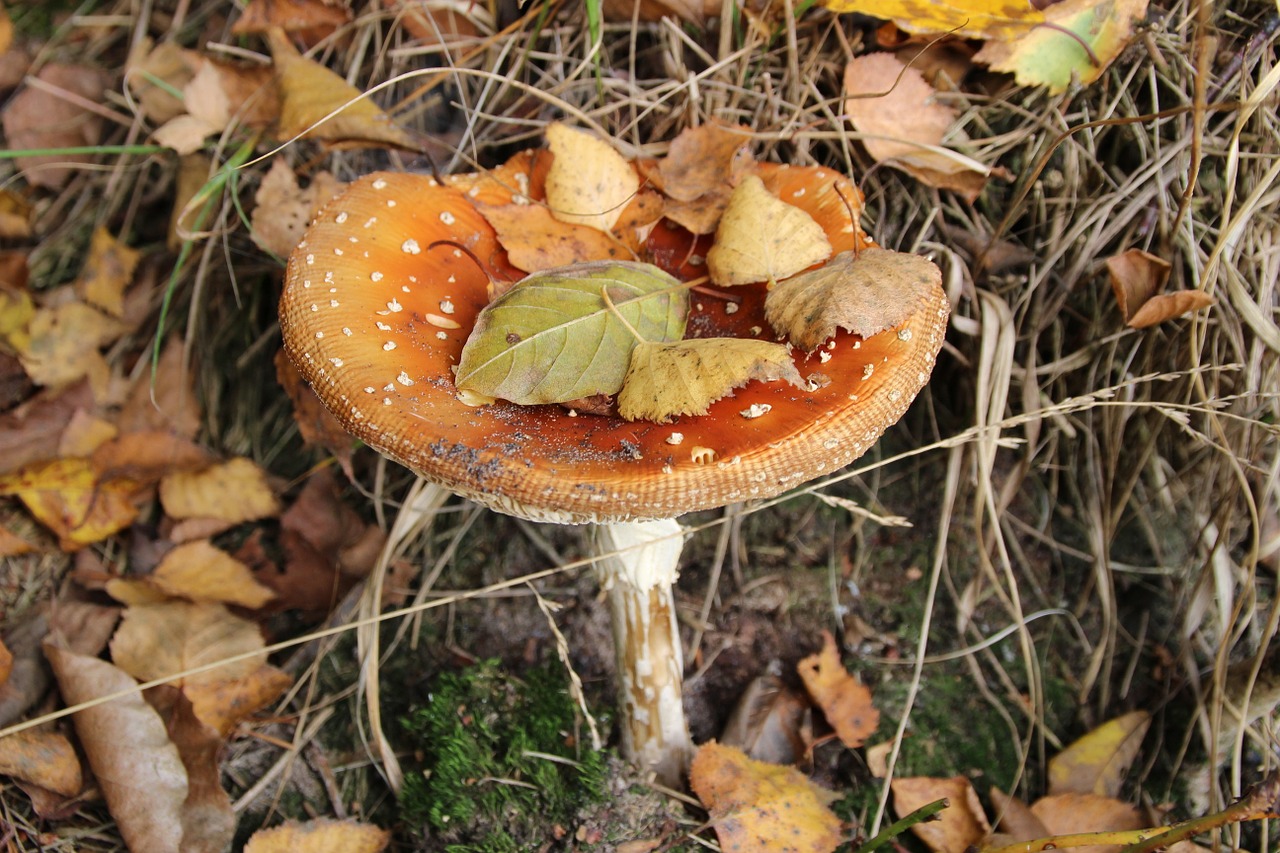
[819, 0, 1043, 40]
[707, 175, 831, 286]
[618, 337, 802, 423]
[76, 227, 141, 317]
[150, 540, 277, 608]
[159, 457, 280, 523]
[544, 122, 639, 233]
[1048, 710, 1150, 797]
[1031, 793, 1143, 853]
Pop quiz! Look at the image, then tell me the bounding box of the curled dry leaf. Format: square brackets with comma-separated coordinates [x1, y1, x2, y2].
[455, 261, 687, 405]
[707, 175, 832, 286]
[544, 122, 640, 232]
[159, 457, 281, 523]
[1107, 248, 1213, 328]
[719, 674, 810, 766]
[796, 630, 879, 748]
[617, 337, 802, 424]
[168, 692, 236, 853]
[765, 248, 942, 351]
[44, 641, 188, 853]
[690, 741, 843, 853]
[268, 29, 417, 149]
[0, 729, 82, 796]
[474, 201, 632, 271]
[1030, 792, 1143, 853]
[844, 54, 1001, 202]
[244, 817, 391, 853]
[1048, 710, 1150, 798]
[645, 122, 754, 234]
[891, 776, 991, 853]
[251, 159, 346, 258]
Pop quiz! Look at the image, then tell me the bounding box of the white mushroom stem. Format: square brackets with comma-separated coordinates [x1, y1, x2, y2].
[592, 518, 692, 787]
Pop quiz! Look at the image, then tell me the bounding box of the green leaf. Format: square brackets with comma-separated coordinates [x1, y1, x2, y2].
[454, 261, 687, 405]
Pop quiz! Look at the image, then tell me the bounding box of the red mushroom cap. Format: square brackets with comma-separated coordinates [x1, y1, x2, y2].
[280, 162, 948, 523]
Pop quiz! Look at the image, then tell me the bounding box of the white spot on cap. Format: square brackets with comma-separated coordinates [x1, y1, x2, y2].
[371, 271, 384, 282]
[383, 397, 392, 405]
[397, 371, 414, 386]
[310, 304, 318, 312]
[452, 249, 462, 258]
[819, 350, 832, 363]
[725, 302, 739, 315]
[823, 438, 839, 449]
[440, 211, 456, 225]
[426, 313, 461, 329]
[666, 432, 684, 445]
[330, 299, 339, 307]
[302, 280, 311, 288]
[363, 217, 377, 228]
[342, 327, 352, 336]
[333, 247, 343, 256]
[740, 403, 772, 419]
[440, 299, 455, 314]
[384, 341, 397, 351]
[376, 322, 391, 331]
[305, 253, 315, 265]
[330, 357, 344, 367]
[691, 446, 717, 465]
[793, 187, 806, 197]
[862, 363, 874, 379]
[364, 386, 375, 393]
[335, 211, 348, 223]
[386, 299, 403, 312]
[852, 340, 862, 349]
[888, 389, 902, 402]
[383, 383, 395, 392]
[315, 331, 324, 339]
[402, 239, 421, 254]
[387, 199, 397, 207]
[898, 328, 913, 341]
[436, 332, 449, 340]
[447, 275, 456, 284]
[372, 178, 388, 189]
[750, 326, 763, 336]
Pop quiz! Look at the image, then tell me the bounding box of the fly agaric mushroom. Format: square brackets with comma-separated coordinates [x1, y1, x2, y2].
[279, 159, 948, 786]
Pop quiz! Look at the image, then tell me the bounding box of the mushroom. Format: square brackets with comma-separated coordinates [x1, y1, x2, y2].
[279, 158, 949, 786]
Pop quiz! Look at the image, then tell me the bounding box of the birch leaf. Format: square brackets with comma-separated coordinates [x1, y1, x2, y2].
[765, 248, 942, 350]
[455, 261, 686, 405]
[617, 338, 802, 423]
[544, 123, 639, 233]
[707, 175, 831, 286]
[818, 0, 1043, 40]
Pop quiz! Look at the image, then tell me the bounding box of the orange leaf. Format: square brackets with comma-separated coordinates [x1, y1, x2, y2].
[1126, 291, 1214, 329]
[0, 729, 82, 797]
[475, 201, 632, 272]
[244, 818, 391, 853]
[690, 741, 843, 853]
[1105, 248, 1212, 328]
[796, 630, 878, 748]
[1030, 793, 1142, 853]
[891, 776, 991, 853]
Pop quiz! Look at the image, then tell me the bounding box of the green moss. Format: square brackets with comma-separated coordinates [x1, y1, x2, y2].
[399, 660, 608, 851]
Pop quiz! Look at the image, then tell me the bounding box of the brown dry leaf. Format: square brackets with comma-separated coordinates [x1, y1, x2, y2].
[51, 599, 122, 658]
[396, 0, 489, 44]
[719, 674, 810, 766]
[118, 338, 203, 438]
[280, 468, 385, 576]
[1031, 793, 1143, 853]
[0, 382, 94, 476]
[796, 630, 879, 748]
[973, 0, 1149, 93]
[111, 601, 266, 688]
[0, 729, 83, 796]
[0, 188, 33, 238]
[90, 431, 214, 483]
[148, 540, 277, 608]
[990, 786, 1049, 841]
[58, 409, 118, 458]
[251, 159, 346, 258]
[159, 457, 281, 523]
[1048, 710, 1150, 798]
[273, 350, 356, 476]
[185, 663, 291, 737]
[0, 6, 11, 54]
[168, 692, 236, 853]
[655, 122, 753, 203]
[891, 776, 991, 853]
[126, 41, 197, 125]
[820, 0, 1041, 40]
[269, 29, 418, 149]
[1, 64, 113, 189]
[765, 248, 942, 350]
[844, 54, 1000, 202]
[707, 175, 832, 286]
[44, 640, 188, 853]
[233, 0, 353, 46]
[244, 817, 392, 853]
[690, 741, 843, 853]
[544, 122, 640, 233]
[10, 300, 127, 392]
[0, 614, 50, 728]
[75, 227, 142, 318]
[153, 63, 232, 155]
[1106, 249, 1213, 329]
[618, 338, 802, 424]
[475, 201, 632, 271]
[0, 636, 11, 685]
[0, 458, 140, 549]
[602, 0, 711, 24]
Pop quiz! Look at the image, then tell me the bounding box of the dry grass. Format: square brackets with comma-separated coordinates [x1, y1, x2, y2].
[2, 0, 1278, 849]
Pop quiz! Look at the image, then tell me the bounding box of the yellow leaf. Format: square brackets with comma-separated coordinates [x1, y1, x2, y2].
[0, 458, 139, 550]
[973, 0, 1149, 93]
[707, 175, 831, 286]
[76, 227, 141, 317]
[159, 457, 281, 523]
[1048, 710, 1150, 797]
[819, 0, 1043, 40]
[891, 776, 991, 853]
[765, 248, 943, 350]
[149, 540, 277, 608]
[796, 630, 879, 749]
[268, 29, 417, 149]
[843, 54, 1000, 202]
[1030, 793, 1143, 853]
[0, 730, 83, 796]
[0, 188, 33, 238]
[12, 300, 126, 390]
[617, 337, 802, 423]
[544, 122, 640, 233]
[244, 818, 391, 853]
[690, 741, 843, 853]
